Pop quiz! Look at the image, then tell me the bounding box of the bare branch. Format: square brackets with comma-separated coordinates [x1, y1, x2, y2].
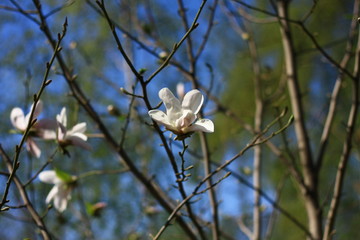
[277, 1, 321, 239]
[323, 4, 360, 238]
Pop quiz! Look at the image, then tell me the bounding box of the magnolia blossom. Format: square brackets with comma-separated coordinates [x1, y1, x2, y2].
[148, 88, 214, 139]
[56, 107, 91, 151]
[38, 170, 76, 212]
[10, 101, 57, 158]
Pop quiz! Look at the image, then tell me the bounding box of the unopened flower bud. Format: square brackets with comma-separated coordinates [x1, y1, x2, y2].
[241, 32, 250, 40]
[159, 51, 168, 60]
[176, 82, 185, 100]
[107, 105, 121, 116]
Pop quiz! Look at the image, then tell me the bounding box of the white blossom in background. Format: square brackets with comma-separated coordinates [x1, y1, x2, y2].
[10, 101, 57, 158]
[56, 107, 91, 151]
[148, 87, 214, 139]
[38, 170, 76, 212]
[176, 82, 185, 100]
[158, 51, 168, 60]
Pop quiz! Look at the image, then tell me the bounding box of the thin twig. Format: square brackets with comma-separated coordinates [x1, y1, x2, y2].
[145, 0, 207, 84]
[195, 0, 219, 60]
[44, 0, 75, 19]
[120, 85, 139, 148]
[77, 168, 129, 179]
[96, 0, 142, 80]
[23, 148, 58, 188]
[264, 174, 287, 240]
[237, 217, 253, 239]
[85, 0, 192, 79]
[9, 0, 40, 24]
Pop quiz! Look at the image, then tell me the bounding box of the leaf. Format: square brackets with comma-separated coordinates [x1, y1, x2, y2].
[55, 168, 73, 183]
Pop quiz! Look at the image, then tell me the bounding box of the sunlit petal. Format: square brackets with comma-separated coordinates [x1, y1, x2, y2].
[24, 101, 43, 126]
[70, 132, 88, 141]
[53, 185, 69, 212]
[39, 171, 62, 184]
[182, 89, 203, 114]
[57, 122, 67, 140]
[175, 110, 196, 129]
[186, 119, 214, 133]
[26, 138, 41, 158]
[35, 119, 58, 140]
[148, 110, 171, 125]
[158, 88, 182, 122]
[45, 186, 59, 204]
[38, 129, 57, 140]
[10, 108, 26, 130]
[56, 107, 67, 127]
[68, 122, 87, 135]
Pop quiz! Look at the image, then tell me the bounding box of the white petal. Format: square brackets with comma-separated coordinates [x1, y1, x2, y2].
[68, 122, 87, 135]
[69, 132, 88, 141]
[31, 100, 43, 118]
[45, 185, 59, 204]
[54, 196, 68, 212]
[158, 88, 182, 122]
[67, 136, 92, 150]
[149, 110, 170, 124]
[53, 185, 70, 212]
[26, 138, 41, 158]
[186, 119, 214, 133]
[38, 129, 57, 140]
[57, 122, 67, 140]
[175, 110, 196, 128]
[39, 171, 61, 184]
[182, 89, 204, 114]
[56, 107, 67, 127]
[24, 101, 43, 126]
[10, 108, 26, 130]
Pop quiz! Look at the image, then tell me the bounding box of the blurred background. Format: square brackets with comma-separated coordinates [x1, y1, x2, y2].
[0, 0, 359, 239]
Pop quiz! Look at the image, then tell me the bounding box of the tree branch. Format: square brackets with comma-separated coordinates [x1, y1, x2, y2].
[322, 11, 360, 240]
[277, 1, 320, 239]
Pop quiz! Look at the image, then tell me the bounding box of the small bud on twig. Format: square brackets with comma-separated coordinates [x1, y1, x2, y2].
[45, 79, 52, 86]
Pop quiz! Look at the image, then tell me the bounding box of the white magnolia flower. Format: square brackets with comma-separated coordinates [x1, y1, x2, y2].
[10, 101, 57, 158]
[38, 170, 76, 212]
[10, 101, 43, 132]
[148, 88, 214, 139]
[56, 107, 91, 151]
